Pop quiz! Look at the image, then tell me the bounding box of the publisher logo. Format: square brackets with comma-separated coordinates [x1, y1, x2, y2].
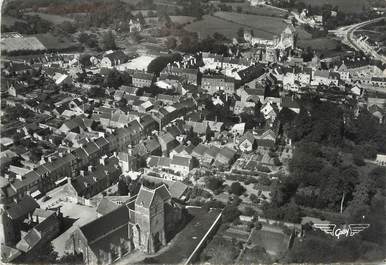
[313, 224, 370, 239]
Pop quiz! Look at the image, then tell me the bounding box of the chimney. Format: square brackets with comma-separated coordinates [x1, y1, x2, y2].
[67, 177, 72, 185]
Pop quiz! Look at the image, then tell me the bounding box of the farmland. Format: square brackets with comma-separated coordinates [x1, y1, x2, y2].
[211, 2, 288, 17]
[25, 12, 75, 24]
[185, 12, 288, 40]
[297, 0, 369, 13]
[170, 16, 196, 25]
[184, 15, 245, 39]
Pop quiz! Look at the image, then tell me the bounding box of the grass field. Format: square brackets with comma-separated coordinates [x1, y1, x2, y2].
[212, 2, 288, 17]
[185, 12, 288, 40]
[297, 0, 369, 13]
[34, 33, 79, 50]
[170, 16, 196, 25]
[25, 11, 75, 24]
[298, 37, 340, 50]
[184, 15, 244, 39]
[1, 15, 25, 27]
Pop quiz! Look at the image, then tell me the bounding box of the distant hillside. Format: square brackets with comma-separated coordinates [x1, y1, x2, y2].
[297, 0, 370, 13]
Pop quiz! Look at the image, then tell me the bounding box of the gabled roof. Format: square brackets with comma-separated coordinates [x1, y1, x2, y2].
[82, 142, 100, 156]
[260, 129, 277, 140]
[216, 147, 236, 162]
[96, 198, 120, 216]
[7, 196, 39, 220]
[94, 137, 109, 149]
[80, 205, 130, 244]
[135, 184, 171, 208]
[239, 132, 256, 145]
[192, 144, 208, 156]
[171, 155, 191, 167]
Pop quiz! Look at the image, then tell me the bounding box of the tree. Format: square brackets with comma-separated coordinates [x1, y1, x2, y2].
[165, 37, 177, 49]
[118, 178, 129, 195]
[79, 33, 98, 48]
[79, 54, 92, 68]
[237, 27, 244, 39]
[104, 68, 131, 88]
[230, 182, 246, 196]
[222, 205, 240, 223]
[102, 30, 117, 50]
[158, 10, 172, 26]
[58, 21, 77, 34]
[352, 151, 365, 166]
[205, 177, 224, 192]
[147, 53, 182, 74]
[88, 86, 105, 98]
[244, 206, 255, 216]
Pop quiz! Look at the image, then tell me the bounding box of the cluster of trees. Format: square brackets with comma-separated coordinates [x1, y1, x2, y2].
[118, 177, 141, 196]
[147, 53, 182, 74]
[2, 15, 52, 34]
[288, 99, 344, 146]
[78, 32, 99, 49]
[267, 98, 386, 262]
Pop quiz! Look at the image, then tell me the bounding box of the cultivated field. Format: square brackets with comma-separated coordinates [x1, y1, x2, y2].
[184, 15, 245, 39]
[213, 2, 288, 17]
[213, 11, 287, 35]
[185, 12, 288, 40]
[25, 12, 75, 24]
[297, 0, 369, 13]
[170, 16, 196, 25]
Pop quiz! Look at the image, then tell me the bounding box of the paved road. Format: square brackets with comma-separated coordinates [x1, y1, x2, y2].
[331, 17, 386, 63]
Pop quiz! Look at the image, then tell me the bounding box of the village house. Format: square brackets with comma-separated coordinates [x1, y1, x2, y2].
[312, 70, 340, 86]
[131, 71, 154, 88]
[256, 129, 277, 150]
[161, 66, 198, 85]
[238, 132, 256, 152]
[201, 75, 235, 95]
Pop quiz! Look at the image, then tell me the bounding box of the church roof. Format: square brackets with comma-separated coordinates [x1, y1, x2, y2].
[80, 205, 130, 244]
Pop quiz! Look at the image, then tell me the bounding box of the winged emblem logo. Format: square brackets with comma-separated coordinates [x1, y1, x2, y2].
[313, 224, 370, 239]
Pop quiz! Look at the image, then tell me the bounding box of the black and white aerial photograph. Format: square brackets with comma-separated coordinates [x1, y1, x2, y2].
[0, 0, 386, 264]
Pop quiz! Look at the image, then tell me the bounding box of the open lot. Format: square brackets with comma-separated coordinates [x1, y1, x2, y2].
[116, 54, 156, 71]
